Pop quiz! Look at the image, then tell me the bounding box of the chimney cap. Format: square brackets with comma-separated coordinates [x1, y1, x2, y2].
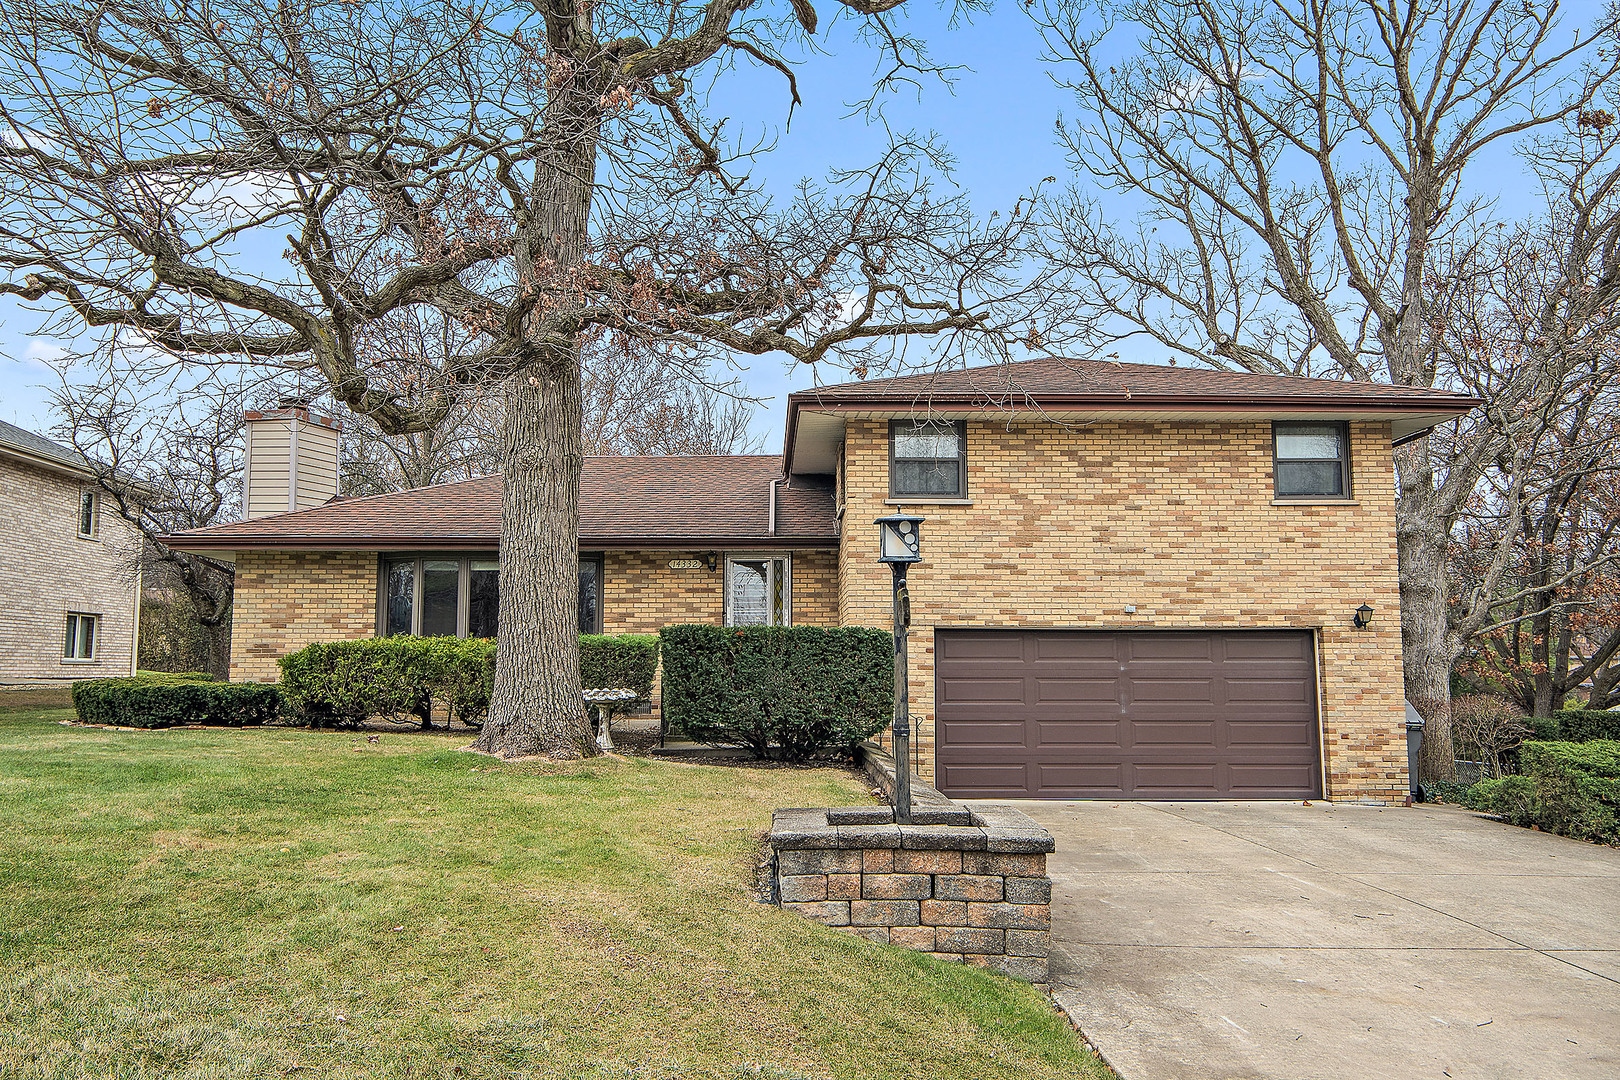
[276, 394, 313, 410]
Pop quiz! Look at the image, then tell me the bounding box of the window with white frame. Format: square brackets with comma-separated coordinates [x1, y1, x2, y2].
[77, 489, 98, 538]
[63, 613, 97, 661]
[725, 555, 790, 626]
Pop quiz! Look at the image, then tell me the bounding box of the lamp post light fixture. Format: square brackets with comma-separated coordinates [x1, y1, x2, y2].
[1354, 603, 1374, 630]
[875, 514, 924, 824]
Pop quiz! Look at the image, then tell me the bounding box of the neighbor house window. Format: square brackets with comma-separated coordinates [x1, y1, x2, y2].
[1273, 422, 1350, 499]
[890, 419, 966, 499]
[578, 554, 603, 635]
[77, 489, 98, 538]
[725, 555, 789, 626]
[380, 555, 601, 637]
[63, 613, 97, 661]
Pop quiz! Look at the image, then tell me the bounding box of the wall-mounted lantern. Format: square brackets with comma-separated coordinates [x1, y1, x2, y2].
[1354, 603, 1374, 630]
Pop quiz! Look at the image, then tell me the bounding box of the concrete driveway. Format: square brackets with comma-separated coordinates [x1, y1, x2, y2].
[1005, 800, 1620, 1080]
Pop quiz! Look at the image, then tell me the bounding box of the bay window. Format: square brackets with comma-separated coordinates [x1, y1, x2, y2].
[380, 554, 603, 638]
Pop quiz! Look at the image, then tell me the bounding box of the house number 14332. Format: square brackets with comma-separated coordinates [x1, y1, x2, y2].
[667, 559, 704, 570]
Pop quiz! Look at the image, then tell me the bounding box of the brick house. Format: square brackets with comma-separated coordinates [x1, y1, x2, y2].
[165, 359, 1478, 803]
[0, 420, 140, 685]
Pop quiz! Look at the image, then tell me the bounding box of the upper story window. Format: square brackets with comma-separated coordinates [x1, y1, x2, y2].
[1273, 422, 1350, 499]
[890, 419, 967, 499]
[381, 555, 601, 638]
[77, 489, 98, 538]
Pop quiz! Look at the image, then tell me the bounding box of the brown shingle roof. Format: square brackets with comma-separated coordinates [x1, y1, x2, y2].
[794, 356, 1482, 407]
[165, 455, 834, 551]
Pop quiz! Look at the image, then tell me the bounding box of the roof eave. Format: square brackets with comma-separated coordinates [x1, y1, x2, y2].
[0, 442, 94, 481]
[782, 389, 1482, 474]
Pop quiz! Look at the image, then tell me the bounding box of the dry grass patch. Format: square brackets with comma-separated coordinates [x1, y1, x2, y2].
[0, 703, 1108, 1080]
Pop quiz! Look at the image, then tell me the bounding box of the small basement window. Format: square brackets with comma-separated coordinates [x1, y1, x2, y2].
[1273, 422, 1350, 499]
[63, 613, 97, 661]
[890, 419, 967, 499]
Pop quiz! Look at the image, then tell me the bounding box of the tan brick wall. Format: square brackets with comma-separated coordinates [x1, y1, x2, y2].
[231, 547, 840, 694]
[0, 457, 139, 684]
[837, 418, 1408, 803]
[601, 549, 838, 632]
[229, 550, 377, 682]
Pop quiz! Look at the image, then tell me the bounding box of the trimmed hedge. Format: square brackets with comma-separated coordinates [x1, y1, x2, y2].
[580, 634, 658, 707]
[278, 634, 659, 729]
[1467, 740, 1620, 845]
[1521, 710, 1620, 743]
[72, 675, 280, 729]
[659, 624, 892, 761]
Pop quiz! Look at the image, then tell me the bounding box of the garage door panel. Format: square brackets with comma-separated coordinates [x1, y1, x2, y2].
[938, 634, 1025, 661]
[938, 677, 1027, 705]
[1228, 764, 1321, 793]
[937, 763, 1028, 795]
[1131, 763, 1221, 792]
[1036, 720, 1124, 746]
[1034, 677, 1120, 702]
[1222, 634, 1313, 660]
[1123, 635, 1216, 661]
[1225, 677, 1313, 703]
[936, 630, 1320, 800]
[1031, 635, 1118, 661]
[1035, 763, 1125, 795]
[1130, 721, 1218, 747]
[1125, 677, 1219, 703]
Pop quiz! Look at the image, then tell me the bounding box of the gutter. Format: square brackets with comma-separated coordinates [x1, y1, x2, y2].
[159, 533, 837, 552]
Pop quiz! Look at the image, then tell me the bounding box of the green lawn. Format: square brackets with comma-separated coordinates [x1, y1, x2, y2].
[0, 697, 1108, 1080]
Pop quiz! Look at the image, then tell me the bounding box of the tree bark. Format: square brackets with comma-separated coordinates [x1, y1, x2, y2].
[475, 361, 591, 757]
[1397, 445, 1457, 783]
[474, 72, 600, 758]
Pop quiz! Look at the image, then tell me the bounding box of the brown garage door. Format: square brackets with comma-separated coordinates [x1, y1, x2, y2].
[935, 630, 1321, 800]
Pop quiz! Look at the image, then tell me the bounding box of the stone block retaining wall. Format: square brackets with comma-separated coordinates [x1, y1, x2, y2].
[768, 804, 1055, 986]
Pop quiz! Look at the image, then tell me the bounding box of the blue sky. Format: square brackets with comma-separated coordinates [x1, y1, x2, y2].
[0, 4, 1543, 451]
[0, 7, 1072, 450]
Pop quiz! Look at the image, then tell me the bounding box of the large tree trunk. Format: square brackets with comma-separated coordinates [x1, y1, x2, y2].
[1396, 445, 1457, 783]
[474, 74, 600, 758]
[474, 361, 591, 757]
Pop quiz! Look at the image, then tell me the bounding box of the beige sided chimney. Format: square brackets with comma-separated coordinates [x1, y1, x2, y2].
[241, 398, 342, 519]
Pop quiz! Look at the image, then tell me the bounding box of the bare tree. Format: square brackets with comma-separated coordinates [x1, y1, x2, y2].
[581, 339, 762, 455]
[0, 0, 1054, 757]
[1032, 0, 1620, 778]
[48, 368, 244, 677]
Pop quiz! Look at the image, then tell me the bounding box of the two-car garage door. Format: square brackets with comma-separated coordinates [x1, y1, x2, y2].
[935, 630, 1322, 800]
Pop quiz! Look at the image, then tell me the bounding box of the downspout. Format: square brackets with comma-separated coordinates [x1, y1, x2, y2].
[768, 477, 779, 536]
[130, 560, 142, 676]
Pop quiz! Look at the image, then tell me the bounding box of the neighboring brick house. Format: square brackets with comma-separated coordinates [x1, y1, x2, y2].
[166, 359, 1478, 803]
[0, 420, 139, 685]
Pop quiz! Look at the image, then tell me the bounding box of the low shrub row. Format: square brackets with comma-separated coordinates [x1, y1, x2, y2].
[1525, 709, 1620, 744]
[1466, 740, 1620, 845]
[72, 675, 281, 729]
[278, 634, 658, 729]
[659, 624, 892, 761]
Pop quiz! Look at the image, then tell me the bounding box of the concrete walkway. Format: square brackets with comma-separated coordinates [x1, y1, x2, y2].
[1003, 800, 1620, 1080]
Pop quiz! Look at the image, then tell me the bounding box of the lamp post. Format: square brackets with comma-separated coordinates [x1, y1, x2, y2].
[876, 513, 924, 823]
